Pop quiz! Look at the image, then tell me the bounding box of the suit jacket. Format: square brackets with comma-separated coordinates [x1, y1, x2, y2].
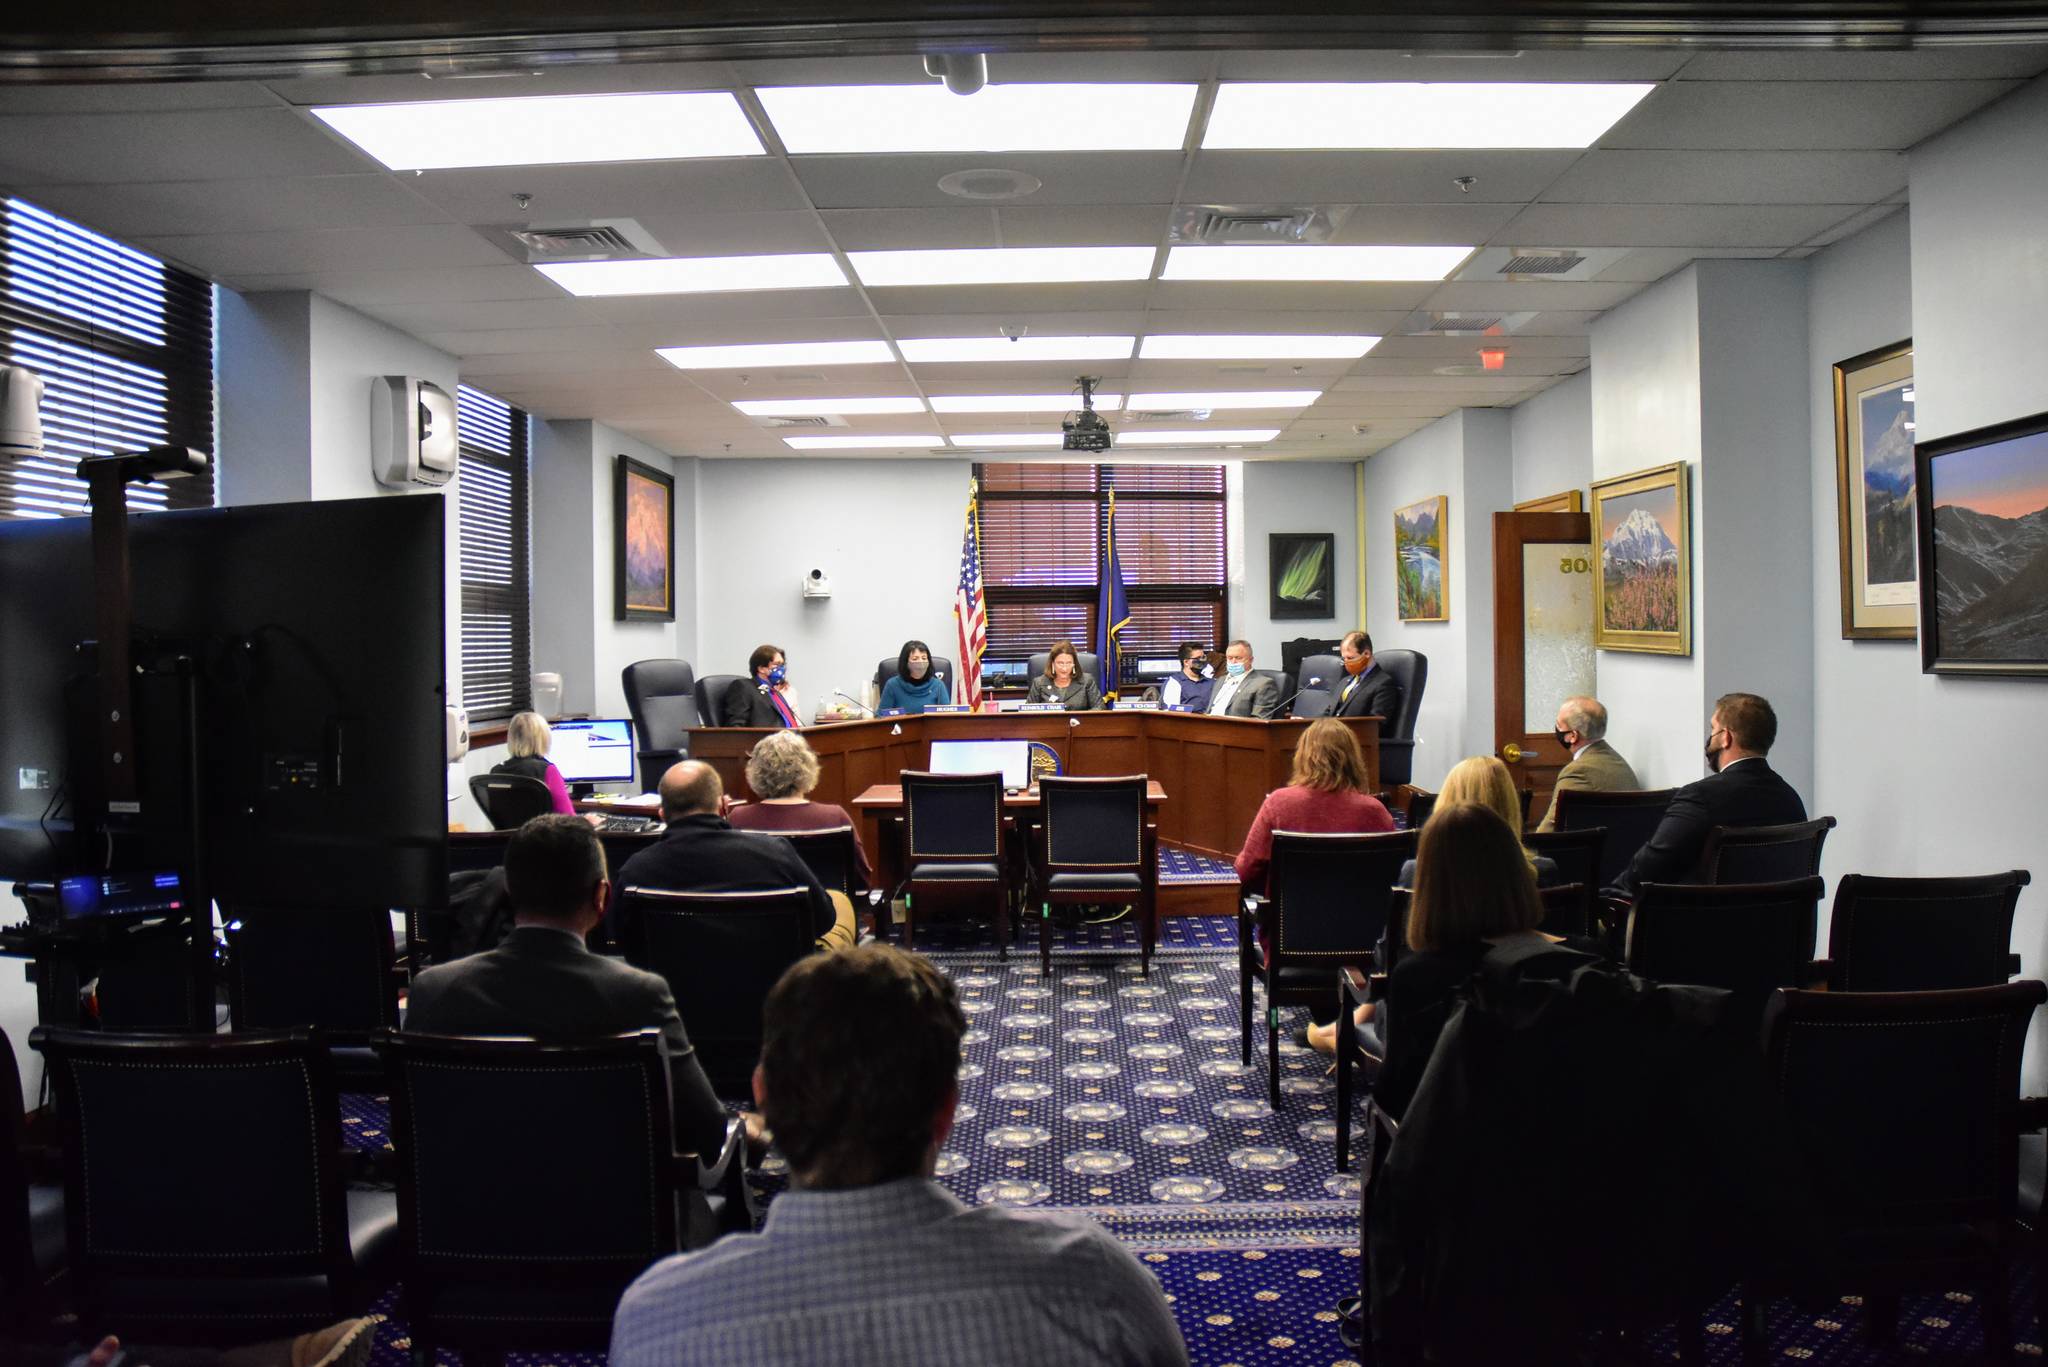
[1613, 758, 1807, 897]
[1025, 674, 1104, 710]
[1329, 665, 1403, 722]
[611, 813, 837, 950]
[1534, 739, 1642, 833]
[405, 925, 729, 1159]
[1211, 672, 1282, 720]
[721, 676, 793, 729]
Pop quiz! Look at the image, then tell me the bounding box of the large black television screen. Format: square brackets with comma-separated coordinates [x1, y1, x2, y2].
[0, 495, 447, 907]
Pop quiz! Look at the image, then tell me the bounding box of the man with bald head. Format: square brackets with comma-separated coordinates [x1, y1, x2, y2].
[610, 761, 850, 954]
[1534, 695, 1640, 833]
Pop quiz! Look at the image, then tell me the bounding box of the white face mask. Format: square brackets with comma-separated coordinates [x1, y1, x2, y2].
[909, 658, 929, 679]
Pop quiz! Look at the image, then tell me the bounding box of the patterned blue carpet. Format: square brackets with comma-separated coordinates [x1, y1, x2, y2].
[339, 919, 2048, 1365]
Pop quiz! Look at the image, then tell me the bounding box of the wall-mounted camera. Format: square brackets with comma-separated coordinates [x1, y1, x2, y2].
[802, 568, 833, 599]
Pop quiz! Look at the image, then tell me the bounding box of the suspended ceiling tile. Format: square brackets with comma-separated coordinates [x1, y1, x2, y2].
[733, 49, 1215, 87]
[1181, 150, 1582, 206]
[1598, 79, 2021, 150]
[1673, 46, 2048, 82]
[818, 207, 1002, 251]
[1215, 49, 1690, 81]
[408, 158, 809, 222]
[862, 282, 1154, 315]
[992, 204, 1176, 248]
[16, 174, 452, 237]
[573, 289, 864, 327]
[1419, 278, 1646, 311]
[136, 223, 508, 279]
[1590, 246, 1789, 282]
[0, 108, 374, 183]
[1146, 281, 1439, 313]
[0, 82, 286, 113]
[422, 325, 625, 355]
[618, 210, 835, 254]
[1538, 149, 1907, 205]
[263, 62, 745, 106]
[791, 152, 1184, 209]
[1488, 201, 1859, 248]
[1326, 201, 1524, 245]
[230, 263, 564, 305]
[1370, 333, 1589, 358]
[354, 296, 604, 334]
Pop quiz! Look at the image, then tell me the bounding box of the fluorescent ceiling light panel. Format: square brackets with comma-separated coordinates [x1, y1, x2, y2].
[899, 336, 1136, 363]
[757, 83, 1198, 154]
[1115, 428, 1282, 445]
[309, 92, 764, 170]
[656, 340, 896, 369]
[538, 254, 847, 296]
[1139, 334, 1382, 360]
[1202, 82, 1654, 150]
[734, 397, 927, 416]
[947, 433, 1067, 448]
[1127, 390, 1320, 410]
[782, 434, 947, 450]
[1161, 245, 1471, 282]
[930, 394, 1123, 414]
[849, 247, 1155, 288]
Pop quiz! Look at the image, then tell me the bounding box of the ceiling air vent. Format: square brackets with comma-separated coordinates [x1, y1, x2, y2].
[1499, 251, 1585, 275]
[1425, 313, 1506, 334]
[1123, 408, 1214, 423]
[1170, 205, 1351, 245]
[492, 217, 665, 264]
[752, 415, 846, 430]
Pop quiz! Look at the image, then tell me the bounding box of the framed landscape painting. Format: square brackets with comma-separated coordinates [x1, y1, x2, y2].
[1590, 462, 1691, 655]
[1394, 495, 1449, 622]
[1915, 411, 2048, 677]
[614, 454, 675, 621]
[1269, 532, 1336, 619]
[1833, 340, 1918, 639]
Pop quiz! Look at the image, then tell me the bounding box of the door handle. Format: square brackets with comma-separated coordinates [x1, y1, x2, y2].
[1502, 742, 1525, 763]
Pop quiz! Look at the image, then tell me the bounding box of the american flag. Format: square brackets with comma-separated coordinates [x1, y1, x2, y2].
[954, 476, 988, 709]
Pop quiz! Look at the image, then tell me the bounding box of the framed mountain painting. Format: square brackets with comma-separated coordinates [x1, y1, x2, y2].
[1916, 411, 2048, 677]
[1833, 340, 1917, 639]
[1394, 496, 1449, 622]
[1590, 462, 1691, 655]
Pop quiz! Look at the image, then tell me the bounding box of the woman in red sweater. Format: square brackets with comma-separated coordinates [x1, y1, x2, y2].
[1234, 717, 1395, 892]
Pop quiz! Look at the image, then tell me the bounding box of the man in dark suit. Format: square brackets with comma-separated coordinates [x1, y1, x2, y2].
[721, 643, 799, 729]
[1327, 630, 1403, 722]
[1612, 692, 1808, 898]
[405, 814, 732, 1159]
[612, 760, 848, 952]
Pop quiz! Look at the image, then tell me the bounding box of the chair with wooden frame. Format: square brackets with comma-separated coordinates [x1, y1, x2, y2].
[1825, 869, 2031, 992]
[897, 770, 1013, 955]
[1625, 877, 1826, 1007]
[1553, 787, 1677, 891]
[1026, 775, 1157, 976]
[1695, 815, 1836, 885]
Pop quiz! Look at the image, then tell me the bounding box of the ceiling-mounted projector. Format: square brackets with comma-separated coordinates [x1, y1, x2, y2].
[1062, 375, 1113, 453]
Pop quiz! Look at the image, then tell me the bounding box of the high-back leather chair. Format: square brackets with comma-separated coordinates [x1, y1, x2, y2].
[1026, 651, 1103, 688]
[1029, 775, 1157, 975]
[616, 886, 815, 1097]
[30, 1028, 397, 1342]
[1371, 650, 1428, 787]
[1696, 816, 1836, 884]
[1526, 828, 1607, 936]
[1292, 653, 1345, 718]
[621, 659, 697, 783]
[900, 771, 1012, 954]
[1625, 877, 1825, 1007]
[224, 909, 400, 1090]
[1554, 788, 1677, 891]
[1281, 637, 1344, 687]
[872, 655, 957, 704]
[693, 673, 746, 729]
[1825, 870, 2031, 992]
[468, 773, 554, 830]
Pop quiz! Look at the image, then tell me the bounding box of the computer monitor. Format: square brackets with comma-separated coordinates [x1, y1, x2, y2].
[550, 718, 637, 785]
[59, 870, 185, 920]
[927, 739, 1033, 789]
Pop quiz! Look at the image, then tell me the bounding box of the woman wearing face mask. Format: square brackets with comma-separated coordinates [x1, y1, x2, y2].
[723, 644, 801, 729]
[1025, 640, 1103, 710]
[879, 639, 950, 714]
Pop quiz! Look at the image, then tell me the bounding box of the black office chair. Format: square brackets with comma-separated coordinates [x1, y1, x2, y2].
[1625, 877, 1825, 1007]
[739, 825, 887, 941]
[621, 658, 697, 784]
[468, 773, 554, 830]
[1371, 650, 1428, 788]
[899, 771, 1012, 954]
[1240, 829, 1416, 1107]
[30, 1028, 397, 1343]
[1026, 650, 1102, 686]
[224, 908, 401, 1090]
[1527, 828, 1606, 936]
[617, 885, 815, 1097]
[1281, 637, 1344, 688]
[1742, 981, 2045, 1361]
[1696, 815, 1836, 884]
[1, 1025, 62, 1332]
[377, 1030, 745, 1365]
[1027, 776, 1158, 976]
[1554, 787, 1676, 892]
[872, 655, 957, 704]
[1825, 870, 2031, 992]
[1291, 652, 1344, 718]
[693, 673, 746, 728]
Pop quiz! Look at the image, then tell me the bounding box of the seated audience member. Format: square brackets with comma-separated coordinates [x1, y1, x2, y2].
[1235, 717, 1395, 895]
[613, 761, 852, 952]
[609, 946, 1188, 1367]
[1025, 639, 1104, 710]
[727, 729, 875, 899]
[406, 814, 732, 1160]
[1158, 641, 1215, 713]
[1326, 630, 1402, 722]
[723, 644, 801, 729]
[490, 710, 576, 815]
[1534, 695, 1640, 833]
[1612, 692, 1806, 898]
[879, 638, 951, 714]
[1206, 639, 1282, 719]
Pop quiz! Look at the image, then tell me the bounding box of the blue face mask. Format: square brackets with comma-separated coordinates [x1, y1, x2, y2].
[767, 665, 787, 686]
[1225, 661, 1247, 678]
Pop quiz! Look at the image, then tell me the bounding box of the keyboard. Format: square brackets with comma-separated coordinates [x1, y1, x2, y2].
[597, 814, 659, 833]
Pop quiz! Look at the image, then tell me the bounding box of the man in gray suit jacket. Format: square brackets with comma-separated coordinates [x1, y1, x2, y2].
[406, 814, 733, 1159]
[1534, 695, 1641, 833]
[1206, 639, 1283, 720]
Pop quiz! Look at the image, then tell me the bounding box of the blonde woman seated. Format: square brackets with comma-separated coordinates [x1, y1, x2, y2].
[1024, 640, 1104, 711]
[1301, 753, 1559, 1056]
[491, 711, 578, 816]
[725, 729, 864, 950]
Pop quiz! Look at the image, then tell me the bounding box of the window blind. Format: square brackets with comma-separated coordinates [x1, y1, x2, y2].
[974, 462, 1229, 665]
[456, 384, 532, 724]
[0, 196, 215, 520]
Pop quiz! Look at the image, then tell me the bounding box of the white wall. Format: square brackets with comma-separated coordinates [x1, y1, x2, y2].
[214, 290, 312, 505]
[1509, 371, 1593, 507]
[1233, 460, 1362, 665]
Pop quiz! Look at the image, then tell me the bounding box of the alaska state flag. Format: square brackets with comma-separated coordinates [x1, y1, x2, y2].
[1095, 486, 1130, 702]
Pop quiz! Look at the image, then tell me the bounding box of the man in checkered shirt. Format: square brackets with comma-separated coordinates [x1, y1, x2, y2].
[610, 945, 1187, 1366]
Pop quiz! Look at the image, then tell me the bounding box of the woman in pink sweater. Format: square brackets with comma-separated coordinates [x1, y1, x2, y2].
[1234, 717, 1394, 892]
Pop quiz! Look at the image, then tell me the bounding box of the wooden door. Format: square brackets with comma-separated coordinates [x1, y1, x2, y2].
[1492, 511, 1595, 827]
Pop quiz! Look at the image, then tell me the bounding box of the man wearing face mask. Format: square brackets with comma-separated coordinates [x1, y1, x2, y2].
[1610, 692, 1806, 898]
[1326, 630, 1402, 721]
[724, 644, 801, 729]
[1534, 695, 1639, 833]
[1159, 641, 1216, 712]
[1206, 639, 1283, 720]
